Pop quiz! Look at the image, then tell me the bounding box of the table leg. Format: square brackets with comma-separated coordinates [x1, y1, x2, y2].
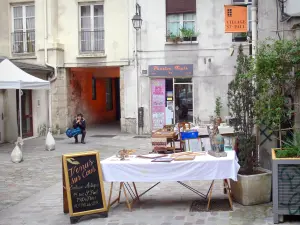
[206, 180, 215, 211]
[122, 184, 132, 211]
[225, 179, 233, 210]
[132, 182, 140, 201]
[107, 182, 113, 211]
[118, 182, 123, 203]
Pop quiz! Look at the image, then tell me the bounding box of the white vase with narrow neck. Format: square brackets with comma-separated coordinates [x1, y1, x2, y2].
[45, 128, 55, 151]
[11, 137, 23, 163]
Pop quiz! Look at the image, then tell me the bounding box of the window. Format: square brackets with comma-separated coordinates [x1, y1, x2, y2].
[167, 13, 196, 37]
[227, 8, 233, 17]
[105, 79, 113, 111]
[166, 0, 197, 42]
[79, 4, 104, 53]
[11, 5, 35, 54]
[232, 1, 252, 42]
[92, 77, 96, 100]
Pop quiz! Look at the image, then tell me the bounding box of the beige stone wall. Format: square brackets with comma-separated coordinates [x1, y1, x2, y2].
[51, 68, 69, 133]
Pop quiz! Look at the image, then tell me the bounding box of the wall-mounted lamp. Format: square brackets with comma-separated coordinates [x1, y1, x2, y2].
[132, 3, 142, 30]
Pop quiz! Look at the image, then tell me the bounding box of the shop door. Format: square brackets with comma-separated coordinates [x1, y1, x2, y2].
[174, 83, 193, 123]
[16, 90, 33, 138]
[0, 91, 4, 143]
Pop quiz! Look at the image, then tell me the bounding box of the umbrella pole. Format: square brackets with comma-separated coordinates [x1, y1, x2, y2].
[19, 88, 22, 139]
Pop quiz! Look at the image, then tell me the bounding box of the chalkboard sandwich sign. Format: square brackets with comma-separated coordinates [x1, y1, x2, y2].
[62, 151, 107, 224]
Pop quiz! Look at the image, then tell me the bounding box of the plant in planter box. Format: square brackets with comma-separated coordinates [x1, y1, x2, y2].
[227, 44, 272, 206]
[166, 31, 182, 44]
[179, 27, 199, 42]
[253, 38, 300, 223]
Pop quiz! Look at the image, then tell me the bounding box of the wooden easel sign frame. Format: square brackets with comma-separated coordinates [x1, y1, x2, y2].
[62, 151, 107, 224]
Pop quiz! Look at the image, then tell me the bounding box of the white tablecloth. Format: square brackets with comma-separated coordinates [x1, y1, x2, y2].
[101, 151, 240, 182]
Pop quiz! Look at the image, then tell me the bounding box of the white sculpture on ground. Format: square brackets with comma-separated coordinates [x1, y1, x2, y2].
[45, 128, 55, 151]
[11, 137, 23, 163]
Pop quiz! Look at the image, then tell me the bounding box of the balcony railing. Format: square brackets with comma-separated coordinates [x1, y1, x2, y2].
[79, 30, 105, 53]
[11, 31, 35, 54]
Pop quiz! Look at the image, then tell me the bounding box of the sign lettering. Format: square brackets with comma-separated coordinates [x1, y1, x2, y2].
[62, 151, 107, 224]
[224, 5, 248, 33]
[149, 64, 193, 77]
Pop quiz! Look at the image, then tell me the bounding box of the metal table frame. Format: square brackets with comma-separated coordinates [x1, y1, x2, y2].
[107, 180, 233, 211]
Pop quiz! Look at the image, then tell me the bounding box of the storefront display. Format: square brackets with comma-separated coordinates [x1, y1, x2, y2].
[151, 79, 166, 130]
[149, 65, 194, 131]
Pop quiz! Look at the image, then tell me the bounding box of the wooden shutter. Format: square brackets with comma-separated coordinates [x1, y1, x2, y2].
[166, 0, 196, 14]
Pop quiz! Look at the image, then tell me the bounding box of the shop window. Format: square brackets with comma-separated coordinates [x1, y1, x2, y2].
[166, 0, 197, 42]
[105, 78, 113, 111]
[174, 78, 192, 83]
[92, 77, 96, 100]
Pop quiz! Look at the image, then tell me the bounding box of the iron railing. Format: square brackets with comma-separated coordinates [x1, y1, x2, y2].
[11, 31, 35, 54]
[79, 30, 105, 53]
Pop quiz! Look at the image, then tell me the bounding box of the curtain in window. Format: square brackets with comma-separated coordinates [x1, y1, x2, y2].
[183, 13, 195, 30]
[80, 5, 104, 52]
[167, 14, 180, 35]
[166, 0, 196, 14]
[13, 7, 23, 31]
[26, 6, 35, 30]
[81, 6, 91, 51]
[94, 5, 104, 51]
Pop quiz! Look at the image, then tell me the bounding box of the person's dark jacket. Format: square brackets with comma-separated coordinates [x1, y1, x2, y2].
[73, 119, 86, 131]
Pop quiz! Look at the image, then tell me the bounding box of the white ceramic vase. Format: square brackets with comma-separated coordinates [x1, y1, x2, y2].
[45, 128, 55, 151]
[11, 137, 23, 163]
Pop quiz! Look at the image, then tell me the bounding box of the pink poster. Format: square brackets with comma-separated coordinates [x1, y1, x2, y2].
[151, 79, 165, 130]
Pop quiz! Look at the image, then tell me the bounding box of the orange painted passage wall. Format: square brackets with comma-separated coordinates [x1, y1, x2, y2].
[69, 67, 120, 124]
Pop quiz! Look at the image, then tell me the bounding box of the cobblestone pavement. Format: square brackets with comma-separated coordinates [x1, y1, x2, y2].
[0, 128, 299, 225]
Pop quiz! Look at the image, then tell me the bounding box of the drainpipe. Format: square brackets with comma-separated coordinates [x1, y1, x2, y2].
[252, 0, 259, 165]
[251, 0, 257, 58]
[44, 0, 57, 130]
[44, 0, 56, 151]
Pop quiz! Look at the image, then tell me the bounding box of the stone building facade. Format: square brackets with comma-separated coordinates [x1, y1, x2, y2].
[0, 0, 253, 139]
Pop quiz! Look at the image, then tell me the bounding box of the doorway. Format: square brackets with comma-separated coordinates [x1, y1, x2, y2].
[0, 91, 4, 143]
[174, 79, 193, 123]
[16, 90, 33, 138]
[115, 78, 121, 121]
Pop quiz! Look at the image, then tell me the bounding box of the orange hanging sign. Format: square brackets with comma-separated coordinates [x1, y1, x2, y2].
[224, 5, 248, 33]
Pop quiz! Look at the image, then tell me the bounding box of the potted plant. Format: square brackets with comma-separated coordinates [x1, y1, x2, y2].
[214, 96, 222, 125]
[253, 38, 300, 223]
[233, 32, 247, 42]
[179, 27, 199, 42]
[227, 44, 272, 206]
[166, 31, 182, 44]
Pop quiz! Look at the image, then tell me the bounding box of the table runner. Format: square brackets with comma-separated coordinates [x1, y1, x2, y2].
[101, 151, 240, 182]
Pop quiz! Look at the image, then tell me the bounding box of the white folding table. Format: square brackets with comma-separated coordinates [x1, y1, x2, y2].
[101, 151, 240, 211]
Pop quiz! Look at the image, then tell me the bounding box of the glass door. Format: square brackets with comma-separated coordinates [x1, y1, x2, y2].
[174, 83, 193, 123]
[16, 90, 33, 138]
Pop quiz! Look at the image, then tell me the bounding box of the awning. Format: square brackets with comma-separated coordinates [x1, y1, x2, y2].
[0, 59, 50, 90]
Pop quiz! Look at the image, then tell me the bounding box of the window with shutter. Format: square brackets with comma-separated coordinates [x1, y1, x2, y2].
[166, 0, 197, 42]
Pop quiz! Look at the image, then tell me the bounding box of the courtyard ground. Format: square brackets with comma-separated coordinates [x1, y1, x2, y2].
[0, 127, 299, 225]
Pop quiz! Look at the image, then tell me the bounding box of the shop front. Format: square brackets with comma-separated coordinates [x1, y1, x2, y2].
[148, 64, 193, 131]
